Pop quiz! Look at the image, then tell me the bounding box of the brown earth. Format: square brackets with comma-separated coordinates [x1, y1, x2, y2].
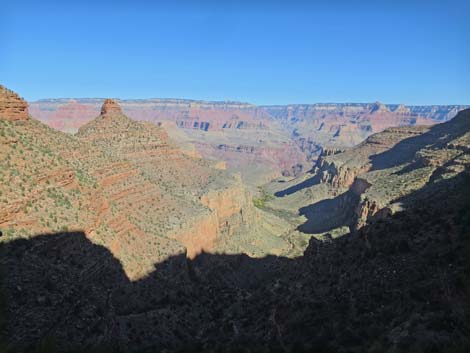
[0, 87, 263, 280]
[1, 86, 470, 352]
[1, 164, 468, 353]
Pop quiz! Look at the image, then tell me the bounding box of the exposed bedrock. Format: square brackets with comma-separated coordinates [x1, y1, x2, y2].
[0, 85, 29, 121]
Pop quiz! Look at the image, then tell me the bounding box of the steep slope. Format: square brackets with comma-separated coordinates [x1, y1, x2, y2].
[352, 109, 470, 228]
[263, 102, 467, 159]
[0, 89, 98, 236]
[264, 108, 470, 237]
[0, 95, 185, 279]
[79, 100, 298, 259]
[1, 163, 468, 353]
[2, 87, 469, 352]
[29, 98, 270, 132]
[31, 99, 466, 187]
[30, 98, 307, 186]
[0, 85, 29, 121]
[0, 88, 262, 280]
[76, 99, 258, 260]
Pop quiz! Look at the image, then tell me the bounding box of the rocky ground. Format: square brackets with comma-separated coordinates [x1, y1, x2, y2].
[1, 87, 294, 281]
[0, 156, 469, 353]
[262, 109, 470, 239]
[1, 85, 469, 352]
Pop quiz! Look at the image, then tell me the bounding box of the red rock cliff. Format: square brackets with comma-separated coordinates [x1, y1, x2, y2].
[101, 98, 123, 116]
[0, 85, 29, 121]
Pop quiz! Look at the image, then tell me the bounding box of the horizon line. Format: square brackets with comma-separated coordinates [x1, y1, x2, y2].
[27, 97, 470, 108]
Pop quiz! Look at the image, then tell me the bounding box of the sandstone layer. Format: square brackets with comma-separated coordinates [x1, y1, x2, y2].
[263, 108, 470, 238]
[0, 85, 29, 121]
[1, 86, 469, 352]
[101, 98, 123, 116]
[1, 87, 263, 281]
[29, 99, 467, 188]
[1, 169, 468, 352]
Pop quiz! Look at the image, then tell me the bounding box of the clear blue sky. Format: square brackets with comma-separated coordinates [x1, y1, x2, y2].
[1, 0, 469, 105]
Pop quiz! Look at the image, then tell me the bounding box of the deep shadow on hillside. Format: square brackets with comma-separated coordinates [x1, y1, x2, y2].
[370, 109, 470, 171]
[274, 172, 322, 197]
[1, 173, 470, 353]
[296, 189, 359, 234]
[275, 109, 470, 200]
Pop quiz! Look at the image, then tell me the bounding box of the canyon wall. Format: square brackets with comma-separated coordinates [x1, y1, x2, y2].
[30, 99, 466, 135]
[263, 102, 467, 160]
[1, 87, 261, 281]
[29, 98, 306, 186]
[29, 98, 467, 187]
[307, 109, 470, 231]
[264, 109, 469, 240]
[29, 98, 270, 132]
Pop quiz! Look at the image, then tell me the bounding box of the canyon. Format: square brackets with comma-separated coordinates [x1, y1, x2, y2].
[29, 98, 467, 188]
[1, 87, 279, 281]
[262, 108, 470, 240]
[1, 84, 469, 352]
[2, 0, 469, 350]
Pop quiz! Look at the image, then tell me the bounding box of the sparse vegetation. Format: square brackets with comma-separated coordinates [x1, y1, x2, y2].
[1, 84, 469, 352]
[253, 186, 275, 209]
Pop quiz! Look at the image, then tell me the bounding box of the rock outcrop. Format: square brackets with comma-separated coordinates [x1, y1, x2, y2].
[28, 98, 466, 187]
[393, 104, 411, 114]
[2, 170, 468, 352]
[101, 98, 123, 116]
[200, 174, 255, 233]
[0, 85, 29, 121]
[263, 108, 469, 239]
[1, 87, 469, 353]
[1, 90, 260, 280]
[263, 102, 466, 163]
[28, 98, 304, 186]
[76, 99, 259, 264]
[312, 124, 433, 189]
[370, 101, 389, 113]
[312, 109, 470, 230]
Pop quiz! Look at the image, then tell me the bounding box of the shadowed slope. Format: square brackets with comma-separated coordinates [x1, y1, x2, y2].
[297, 189, 359, 234]
[370, 109, 470, 171]
[274, 172, 322, 197]
[1, 171, 469, 353]
[266, 109, 470, 237]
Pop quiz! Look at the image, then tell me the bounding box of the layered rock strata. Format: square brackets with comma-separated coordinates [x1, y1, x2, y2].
[0, 85, 29, 121]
